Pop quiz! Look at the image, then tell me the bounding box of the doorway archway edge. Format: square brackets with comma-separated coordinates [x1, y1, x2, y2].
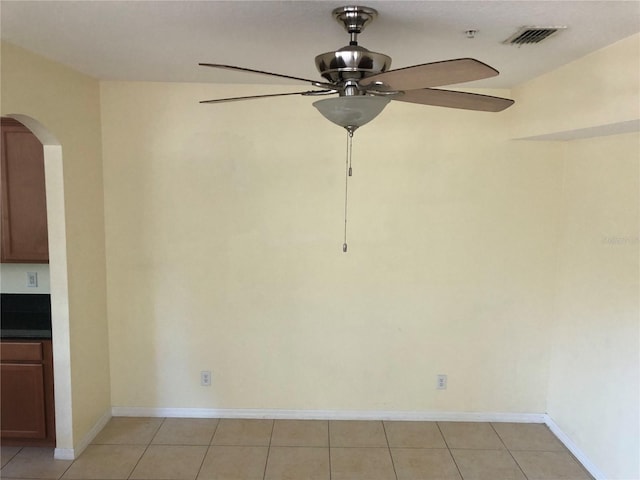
[5, 113, 74, 458]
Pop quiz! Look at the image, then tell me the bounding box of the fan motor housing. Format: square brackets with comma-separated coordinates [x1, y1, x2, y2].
[315, 45, 391, 82]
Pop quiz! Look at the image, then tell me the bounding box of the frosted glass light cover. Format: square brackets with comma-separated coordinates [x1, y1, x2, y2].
[313, 96, 390, 129]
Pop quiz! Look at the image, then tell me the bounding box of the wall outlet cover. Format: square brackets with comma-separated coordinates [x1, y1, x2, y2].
[27, 272, 38, 288]
[200, 371, 212, 387]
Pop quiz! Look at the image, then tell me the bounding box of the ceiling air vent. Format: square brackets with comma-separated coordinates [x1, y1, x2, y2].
[503, 26, 567, 45]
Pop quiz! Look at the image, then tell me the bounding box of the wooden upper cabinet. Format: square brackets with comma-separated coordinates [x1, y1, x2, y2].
[1, 118, 49, 263]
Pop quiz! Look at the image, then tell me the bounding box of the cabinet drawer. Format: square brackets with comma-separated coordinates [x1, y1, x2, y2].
[0, 342, 43, 362]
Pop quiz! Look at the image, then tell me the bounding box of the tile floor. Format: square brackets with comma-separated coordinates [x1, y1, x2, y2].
[1, 418, 594, 480]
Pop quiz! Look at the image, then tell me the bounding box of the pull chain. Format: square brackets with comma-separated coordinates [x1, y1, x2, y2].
[348, 130, 353, 177]
[343, 129, 353, 253]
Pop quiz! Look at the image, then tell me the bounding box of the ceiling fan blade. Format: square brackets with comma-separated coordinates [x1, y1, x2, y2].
[200, 90, 335, 104]
[393, 88, 514, 112]
[199, 63, 329, 86]
[361, 58, 499, 90]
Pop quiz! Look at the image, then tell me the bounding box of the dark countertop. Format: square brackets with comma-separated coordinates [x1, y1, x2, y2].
[1, 329, 52, 339]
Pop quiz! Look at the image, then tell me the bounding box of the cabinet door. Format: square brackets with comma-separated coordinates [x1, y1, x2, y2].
[1, 118, 49, 263]
[0, 363, 47, 439]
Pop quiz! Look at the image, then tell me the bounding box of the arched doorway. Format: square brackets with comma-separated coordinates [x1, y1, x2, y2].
[2, 114, 73, 458]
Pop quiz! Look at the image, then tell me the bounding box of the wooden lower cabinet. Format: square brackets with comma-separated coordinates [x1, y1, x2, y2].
[0, 339, 55, 446]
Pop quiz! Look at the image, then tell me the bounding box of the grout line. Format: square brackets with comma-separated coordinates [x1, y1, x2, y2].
[0, 446, 27, 473]
[381, 420, 399, 480]
[194, 445, 210, 479]
[126, 417, 166, 480]
[194, 419, 220, 480]
[4, 446, 23, 465]
[489, 422, 530, 480]
[262, 419, 276, 480]
[208, 418, 221, 446]
[327, 420, 332, 480]
[148, 416, 166, 445]
[436, 421, 465, 480]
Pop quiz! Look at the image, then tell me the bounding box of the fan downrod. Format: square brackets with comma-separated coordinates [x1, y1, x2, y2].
[333, 6, 378, 44]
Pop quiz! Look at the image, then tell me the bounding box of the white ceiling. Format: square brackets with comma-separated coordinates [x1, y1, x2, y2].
[1, 0, 639, 89]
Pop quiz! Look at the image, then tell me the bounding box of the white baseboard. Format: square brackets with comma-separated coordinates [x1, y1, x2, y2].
[111, 406, 546, 424]
[54, 408, 112, 460]
[544, 414, 605, 480]
[53, 448, 75, 461]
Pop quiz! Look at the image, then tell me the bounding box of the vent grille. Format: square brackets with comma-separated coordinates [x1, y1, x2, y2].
[503, 26, 567, 45]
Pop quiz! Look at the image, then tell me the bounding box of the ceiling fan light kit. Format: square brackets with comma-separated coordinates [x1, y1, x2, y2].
[313, 95, 391, 133]
[199, 5, 515, 251]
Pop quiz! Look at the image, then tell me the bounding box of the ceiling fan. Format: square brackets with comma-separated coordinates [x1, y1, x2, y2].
[200, 6, 515, 252]
[199, 5, 515, 133]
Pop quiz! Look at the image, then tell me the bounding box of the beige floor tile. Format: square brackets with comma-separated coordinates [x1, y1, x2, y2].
[1, 419, 591, 480]
[130, 445, 208, 480]
[197, 446, 268, 480]
[492, 422, 566, 451]
[451, 449, 526, 480]
[62, 444, 146, 479]
[1, 446, 22, 468]
[438, 422, 505, 449]
[152, 417, 219, 445]
[384, 421, 447, 448]
[270, 420, 329, 447]
[92, 417, 163, 445]
[330, 447, 396, 480]
[1, 447, 72, 479]
[329, 420, 388, 447]
[511, 450, 593, 479]
[211, 419, 273, 446]
[264, 447, 329, 480]
[391, 448, 462, 480]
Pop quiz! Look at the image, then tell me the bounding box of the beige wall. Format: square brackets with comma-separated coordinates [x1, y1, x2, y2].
[1, 42, 110, 451]
[511, 33, 640, 139]
[549, 133, 639, 479]
[101, 81, 562, 413]
[513, 33, 640, 479]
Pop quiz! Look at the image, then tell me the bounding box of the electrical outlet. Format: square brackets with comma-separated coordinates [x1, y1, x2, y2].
[27, 272, 38, 288]
[200, 370, 212, 387]
[436, 374, 447, 390]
